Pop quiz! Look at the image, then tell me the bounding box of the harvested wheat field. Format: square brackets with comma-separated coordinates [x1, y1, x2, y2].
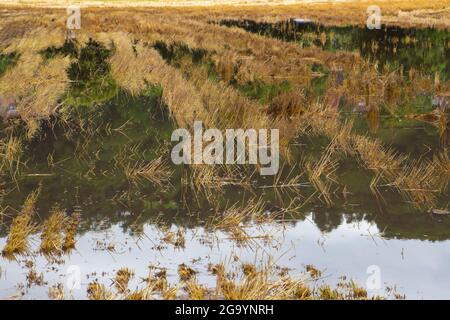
[0, 0, 449, 301]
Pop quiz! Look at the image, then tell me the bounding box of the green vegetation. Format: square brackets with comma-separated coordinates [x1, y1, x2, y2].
[39, 40, 78, 60]
[64, 39, 118, 107]
[0, 52, 19, 77]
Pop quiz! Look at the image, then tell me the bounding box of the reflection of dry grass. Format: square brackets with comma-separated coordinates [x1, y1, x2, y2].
[207, 198, 276, 246]
[353, 135, 404, 176]
[306, 146, 339, 206]
[393, 158, 445, 209]
[352, 134, 448, 209]
[208, 198, 265, 242]
[124, 156, 173, 187]
[184, 164, 254, 207]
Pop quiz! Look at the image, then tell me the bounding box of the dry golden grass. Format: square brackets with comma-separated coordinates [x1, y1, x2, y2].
[1, 189, 39, 258]
[0, 1, 439, 302]
[39, 209, 66, 258]
[215, 263, 306, 300]
[87, 281, 115, 300]
[161, 227, 186, 248]
[97, 32, 149, 96]
[178, 263, 197, 282]
[97, 31, 206, 127]
[26, 268, 45, 287]
[0, 50, 70, 137]
[48, 283, 65, 300]
[0, 135, 23, 178]
[123, 155, 173, 187]
[0, 27, 69, 135]
[352, 135, 405, 176]
[62, 212, 81, 252]
[183, 279, 208, 300]
[393, 158, 447, 209]
[82, 259, 390, 300]
[306, 145, 339, 206]
[114, 268, 134, 293]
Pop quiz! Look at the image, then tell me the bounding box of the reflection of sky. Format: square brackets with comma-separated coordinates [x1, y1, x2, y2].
[1, 215, 450, 299]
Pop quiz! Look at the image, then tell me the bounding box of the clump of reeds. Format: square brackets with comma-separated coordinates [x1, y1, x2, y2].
[434, 152, 450, 180]
[319, 279, 373, 300]
[1, 189, 39, 258]
[178, 264, 197, 282]
[305, 265, 322, 279]
[0, 135, 23, 179]
[216, 263, 306, 300]
[306, 146, 339, 206]
[330, 120, 354, 157]
[183, 279, 208, 300]
[140, 266, 179, 300]
[26, 268, 45, 287]
[87, 281, 114, 300]
[48, 283, 65, 300]
[211, 198, 266, 229]
[393, 158, 444, 209]
[304, 103, 341, 139]
[114, 268, 134, 294]
[162, 227, 186, 249]
[352, 135, 405, 177]
[62, 212, 81, 252]
[39, 208, 67, 258]
[268, 89, 307, 119]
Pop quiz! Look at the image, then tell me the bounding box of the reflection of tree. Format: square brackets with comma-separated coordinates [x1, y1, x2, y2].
[310, 209, 343, 233]
[220, 20, 450, 81]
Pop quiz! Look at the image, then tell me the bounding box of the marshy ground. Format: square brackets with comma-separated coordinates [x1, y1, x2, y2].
[0, 0, 449, 299]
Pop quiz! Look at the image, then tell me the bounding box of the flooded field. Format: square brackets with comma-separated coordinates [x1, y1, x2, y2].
[218, 19, 450, 80]
[0, 6, 449, 300]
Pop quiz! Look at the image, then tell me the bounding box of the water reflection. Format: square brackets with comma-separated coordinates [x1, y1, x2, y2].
[2, 216, 450, 299]
[0, 92, 448, 242]
[218, 19, 450, 80]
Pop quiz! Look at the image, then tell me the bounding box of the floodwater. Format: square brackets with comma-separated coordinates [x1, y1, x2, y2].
[1, 22, 450, 299]
[218, 19, 450, 80]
